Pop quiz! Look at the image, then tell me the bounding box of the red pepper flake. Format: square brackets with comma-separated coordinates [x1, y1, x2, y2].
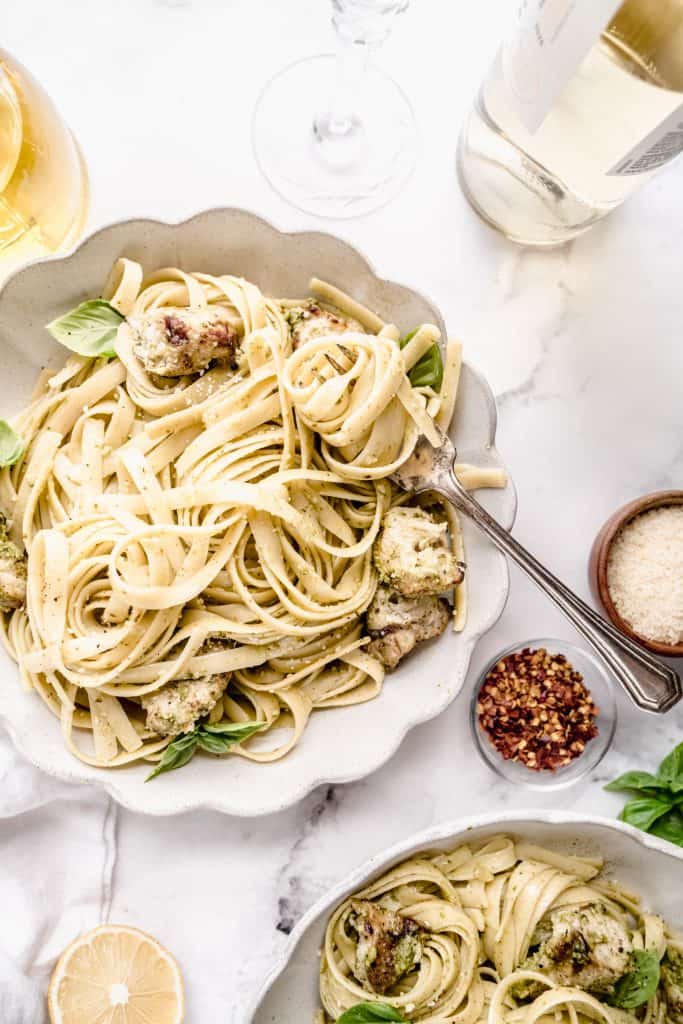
[477, 647, 599, 772]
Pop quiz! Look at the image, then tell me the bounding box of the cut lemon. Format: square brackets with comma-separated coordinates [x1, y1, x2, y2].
[48, 924, 185, 1024]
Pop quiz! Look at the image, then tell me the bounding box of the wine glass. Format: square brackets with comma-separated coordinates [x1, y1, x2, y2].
[252, 0, 418, 218]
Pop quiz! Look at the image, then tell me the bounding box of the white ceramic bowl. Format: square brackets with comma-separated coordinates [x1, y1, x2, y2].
[0, 209, 515, 816]
[246, 811, 683, 1023]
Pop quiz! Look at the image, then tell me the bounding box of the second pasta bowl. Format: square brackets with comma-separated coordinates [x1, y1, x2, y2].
[247, 812, 683, 1022]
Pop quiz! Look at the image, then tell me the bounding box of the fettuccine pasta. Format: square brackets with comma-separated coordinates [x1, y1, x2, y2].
[319, 836, 683, 1024]
[0, 260, 505, 773]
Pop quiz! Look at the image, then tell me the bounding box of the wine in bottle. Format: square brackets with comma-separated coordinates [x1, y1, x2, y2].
[457, 0, 683, 246]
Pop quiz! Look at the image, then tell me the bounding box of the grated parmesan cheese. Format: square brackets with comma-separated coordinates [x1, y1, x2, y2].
[606, 505, 683, 646]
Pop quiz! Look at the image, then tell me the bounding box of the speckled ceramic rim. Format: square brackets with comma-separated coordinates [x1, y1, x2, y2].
[469, 637, 617, 791]
[0, 207, 517, 817]
[589, 491, 683, 658]
[244, 810, 683, 1023]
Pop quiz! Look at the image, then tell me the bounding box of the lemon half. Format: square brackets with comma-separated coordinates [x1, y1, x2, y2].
[48, 924, 184, 1024]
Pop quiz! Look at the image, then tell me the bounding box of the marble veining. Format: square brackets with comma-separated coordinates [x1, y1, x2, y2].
[276, 786, 342, 935]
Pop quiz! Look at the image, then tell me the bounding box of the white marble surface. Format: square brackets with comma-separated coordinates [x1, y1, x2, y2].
[3, 0, 683, 1020]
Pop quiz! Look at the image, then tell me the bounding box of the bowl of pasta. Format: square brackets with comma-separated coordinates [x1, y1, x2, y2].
[247, 811, 683, 1024]
[0, 208, 514, 815]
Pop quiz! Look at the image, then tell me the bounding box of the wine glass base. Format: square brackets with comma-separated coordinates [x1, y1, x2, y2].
[253, 55, 418, 219]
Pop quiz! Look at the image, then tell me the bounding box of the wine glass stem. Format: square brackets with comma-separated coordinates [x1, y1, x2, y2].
[315, 0, 407, 143]
[316, 38, 370, 141]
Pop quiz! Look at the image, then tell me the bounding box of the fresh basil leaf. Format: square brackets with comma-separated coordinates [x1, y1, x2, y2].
[337, 1003, 407, 1024]
[145, 731, 199, 781]
[610, 950, 661, 1009]
[409, 346, 443, 390]
[145, 721, 264, 779]
[46, 299, 123, 358]
[0, 420, 25, 467]
[201, 721, 264, 740]
[649, 808, 683, 847]
[196, 732, 233, 755]
[197, 722, 263, 754]
[400, 330, 443, 391]
[619, 796, 675, 832]
[657, 743, 683, 793]
[605, 771, 670, 794]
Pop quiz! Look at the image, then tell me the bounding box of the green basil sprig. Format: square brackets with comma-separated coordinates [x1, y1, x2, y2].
[400, 329, 443, 391]
[146, 721, 263, 781]
[620, 796, 678, 832]
[46, 299, 124, 358]
[605, 742, 683, 847]
[609, 950, 661, 1009]
[605, 771, 670, 793]
[337, 1003, 407, 1023]
[657, 744, 683, 792]
[0, 420, 25, 467]
[650, 809, 683, 845]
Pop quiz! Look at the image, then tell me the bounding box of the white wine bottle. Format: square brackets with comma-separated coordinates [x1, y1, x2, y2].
[0, 50, 88, 278]
[457, 0, 683, 246]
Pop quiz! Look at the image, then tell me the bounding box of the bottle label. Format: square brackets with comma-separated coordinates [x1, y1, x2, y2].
[608, 105, 683, 175]
[502, 0, 622, 133]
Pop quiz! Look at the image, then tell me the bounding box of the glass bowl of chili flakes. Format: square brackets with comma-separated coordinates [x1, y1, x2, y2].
[470, 638, 617, 790]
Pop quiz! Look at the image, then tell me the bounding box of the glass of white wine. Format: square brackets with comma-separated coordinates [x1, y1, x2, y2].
[252, 0, 418, 219]
[457, 0, 683, 247]
[0, 50, 88, 278]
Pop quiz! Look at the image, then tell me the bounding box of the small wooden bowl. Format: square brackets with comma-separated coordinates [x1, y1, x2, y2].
[589, 490, 683, 658]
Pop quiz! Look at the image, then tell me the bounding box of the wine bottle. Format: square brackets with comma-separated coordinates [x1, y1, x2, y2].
[457, 0, 683, 246]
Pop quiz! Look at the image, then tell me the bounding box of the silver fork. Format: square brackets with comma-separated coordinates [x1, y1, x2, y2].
[391, 429, 682, 714]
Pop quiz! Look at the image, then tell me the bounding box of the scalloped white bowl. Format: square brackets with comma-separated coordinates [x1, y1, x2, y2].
[0, 209, 515, 816]
[246, 811, 683, 1023]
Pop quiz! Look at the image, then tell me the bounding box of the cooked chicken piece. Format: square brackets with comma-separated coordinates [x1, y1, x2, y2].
[366, 584, 450, 670]
[284, 300, 364, 349]
[0, 512, 26, 613]
[373, 507, 464, 598]
[348, 900, 423, 995]
[518, 904, 633, 997]
[129, 306, 241, 377]
[367, 628, 416, 670]
[661, 948, 683, 1022]
[142, 673, 229, 737]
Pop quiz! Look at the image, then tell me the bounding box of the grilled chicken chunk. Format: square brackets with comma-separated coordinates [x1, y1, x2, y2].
[129, 306, 241, 377]
[284, 301, 364, 349]
[142, 673, 229, 737]
[373, 507, 464, 598]
[366, 584, 450, 670]
[348, 900, 423, 995]
[518, 904, 633, 997]
[0, 512, 26, 613]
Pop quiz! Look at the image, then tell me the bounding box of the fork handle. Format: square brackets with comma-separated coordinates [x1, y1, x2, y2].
[437, 472, 681, 714]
